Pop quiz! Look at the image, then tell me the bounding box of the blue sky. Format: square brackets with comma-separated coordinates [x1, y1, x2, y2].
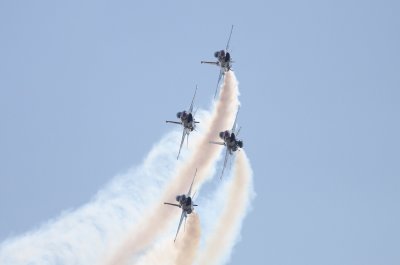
[1, 0, 400, 264]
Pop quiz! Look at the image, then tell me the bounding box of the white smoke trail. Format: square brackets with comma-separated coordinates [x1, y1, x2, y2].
[104, 71, 240, 265]
[132, 213, 201, 265]
[0, 72, 247, 265]
[174, 213, 201, 265]
[135, 149, 254, 265]
[197, 150, 255, 265]
[0, 131, 192, 265]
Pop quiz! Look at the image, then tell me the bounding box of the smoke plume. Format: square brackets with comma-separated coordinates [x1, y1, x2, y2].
[133, 213, 201, 265]
[197, 151, 255, 265]
[0, 71, 254, 265]
[104, 71, 240, 265]
[0, 132, 183, 265]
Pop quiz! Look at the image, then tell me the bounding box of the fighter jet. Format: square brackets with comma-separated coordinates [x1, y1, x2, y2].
[201, 25, 234, 98]
[164, 169, 198, 242]
[209, 108, 243, 178]
[166, 87, 199, 160]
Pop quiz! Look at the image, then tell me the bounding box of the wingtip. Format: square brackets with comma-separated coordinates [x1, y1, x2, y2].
[220, 170, 225, 180]
[214, 89, 219, 99]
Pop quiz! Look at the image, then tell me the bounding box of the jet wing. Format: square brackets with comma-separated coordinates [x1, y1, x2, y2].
[220, 147, 230, 179]
[231, 107, 240, 133]
[164, 202, 181, 208]
[177, 129, 186, 160]
[236, 126, 242, 137]
[166, 121, 183, 125]
[226, 25, 234, 52]
[187, 168, 197, 197]
[214, 69, 224, 98]
[189, 86, 197, 114]
[201, 61, 219, 65]
[174, 210, 186, 242]
[209, 141, 225, 146]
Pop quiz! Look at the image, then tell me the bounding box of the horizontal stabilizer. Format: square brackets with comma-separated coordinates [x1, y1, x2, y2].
[201, 61, 219, 65]
[164, 202, 181, 208]
[166, 121, 182, 125]
[209, 141, 225, 146]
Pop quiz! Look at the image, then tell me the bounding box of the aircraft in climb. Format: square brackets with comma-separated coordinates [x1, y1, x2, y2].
[164, 169, 198, 242]
[166, 87, 199, 160]
[201, 25, 234, 98]
[209, 107, 243, 178]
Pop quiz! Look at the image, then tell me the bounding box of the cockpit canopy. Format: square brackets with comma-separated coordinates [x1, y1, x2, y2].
[225, 52, 231, 62]
[185, 197, 192, 206]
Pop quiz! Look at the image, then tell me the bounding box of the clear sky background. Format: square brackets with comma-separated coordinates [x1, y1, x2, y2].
[1, 0, 399, 264]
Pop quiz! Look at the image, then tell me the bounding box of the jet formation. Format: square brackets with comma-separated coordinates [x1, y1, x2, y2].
[164, 25, 244, 242]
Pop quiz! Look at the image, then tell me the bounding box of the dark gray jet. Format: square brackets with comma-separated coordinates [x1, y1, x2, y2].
[164, 169, 198, 242]
[209, 107, 243, 178]
[201, 25, 234, 98]
[166, 87, 199, 160]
